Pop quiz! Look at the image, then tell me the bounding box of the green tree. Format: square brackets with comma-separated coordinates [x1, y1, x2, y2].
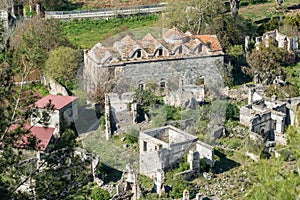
[0, 19, 91, 200]
[163, 0, 256, 52]
[204, 15, 254, 52]
[284, 13, 300, 31]
[165, 174, 196, 199]
[44, 46, 82, 90]
[244, 43, 290, 85]
[91, 186, 110, 200]
[226, 102, 239, 121]
[163, 0, 228, 34]
[10, 16, 69, 75]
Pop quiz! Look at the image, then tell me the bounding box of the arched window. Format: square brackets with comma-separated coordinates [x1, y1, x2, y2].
[138, 81, 144, 90]
[178, 46, 182, 54]
[160, 80, 166, 88]
[157, 49, 163, 56]
[197, 44, 203, 54]
[136, 49, 142, 58]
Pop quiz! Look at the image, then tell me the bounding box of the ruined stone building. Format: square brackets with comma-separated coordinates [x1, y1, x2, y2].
[240, 85, 300, 144]
[112, 163, 141, 200]
[104, 92, 137, 140]
[83, 27, 224, 95]
[139, 125, 214, 179]
[254, 29, 298, 60]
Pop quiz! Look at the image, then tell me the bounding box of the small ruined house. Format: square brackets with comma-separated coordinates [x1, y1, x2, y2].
[139, 125, 214, 178]
[239, 85, 300, 144]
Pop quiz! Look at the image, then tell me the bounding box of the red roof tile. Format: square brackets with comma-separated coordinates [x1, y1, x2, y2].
[10, 124, 55, 151]
[163, 27, 187, 40]
[195, 35, 223, 51]
[35, 94, 77, 110]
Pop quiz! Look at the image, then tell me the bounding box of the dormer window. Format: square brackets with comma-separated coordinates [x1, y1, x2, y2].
[157, 49, 163, 56]
[160, 81, 166, 88]
[136, 49, 142, 58]
[175, 46, 183, 55]
[198, 44, 203, 54]
[178, 46, 182, 54]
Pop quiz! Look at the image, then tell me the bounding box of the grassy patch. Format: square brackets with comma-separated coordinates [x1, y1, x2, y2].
[62, 14, 159, 49]
[285, 61, 300, 94]
[82, 131, 139, 171]
[239, 0, 300, 21]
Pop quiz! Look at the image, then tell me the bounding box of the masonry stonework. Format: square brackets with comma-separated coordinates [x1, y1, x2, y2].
[83, 28, 224, 95]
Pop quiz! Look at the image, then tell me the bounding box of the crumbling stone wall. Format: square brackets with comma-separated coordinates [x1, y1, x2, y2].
[139, 126, 200, 178]
[104, 92, 136, 139]
[196, 141, 214, 167]
[41, 75, 69, 96]
[250, 112, 273, 138]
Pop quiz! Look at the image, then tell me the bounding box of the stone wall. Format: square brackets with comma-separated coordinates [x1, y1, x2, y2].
[104, 92, 136, 139]
[83, 54, 224, 94]
[41, 75, 68, 96]
[239, 105, 253, 126]
[0, 10, 8, 29]
[250, 112, 273, 138]
[139, 126, 198, 178]
[196, 141, 214, 167]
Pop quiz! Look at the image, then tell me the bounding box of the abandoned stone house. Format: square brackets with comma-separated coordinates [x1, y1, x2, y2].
[164, 84, 205, 109]
[240, 85, 300, 144]
[31, 94, 78, 136]
[139, 125, 214, 180]
[104, 92, 137, 140]
[253, 29, 299, 61]
[83, 27, 224, 95]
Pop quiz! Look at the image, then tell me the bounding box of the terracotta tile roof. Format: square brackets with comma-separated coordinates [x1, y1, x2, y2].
[163, 27, 187, 41]
[184, 38, 201, 51]
[114, 35, 142, 58]
[35, 94, 77, 110]
[89, 28, 224, 63]
[10, 124, 55, 151]
[138, 33, 160, 54]
[195, 35, 223, 51]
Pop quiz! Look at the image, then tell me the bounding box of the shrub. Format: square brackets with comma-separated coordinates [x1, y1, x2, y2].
[125, 126, 139, 144]
[99, 115, 106, 131]
[226, 102, 239, 121]
[91, 186, 110, 200]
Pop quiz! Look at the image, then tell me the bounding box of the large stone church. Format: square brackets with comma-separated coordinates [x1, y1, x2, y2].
[83, 27, 224, 95]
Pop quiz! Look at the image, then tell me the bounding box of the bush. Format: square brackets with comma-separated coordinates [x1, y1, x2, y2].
[226, 102, 239, 121]
[138, 174, 153, 193]
[91, 187, 110, 200]
[168, 177, 196, 199]
[125, 126, 139, 144]
[99, 115, 106, 131]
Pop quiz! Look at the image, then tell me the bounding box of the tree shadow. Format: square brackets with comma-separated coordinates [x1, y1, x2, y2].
[75, 104, 99, 134]
[213, 149, 240, 174]
[98, 162, 123, 183]
[233, 69, 252, 86]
